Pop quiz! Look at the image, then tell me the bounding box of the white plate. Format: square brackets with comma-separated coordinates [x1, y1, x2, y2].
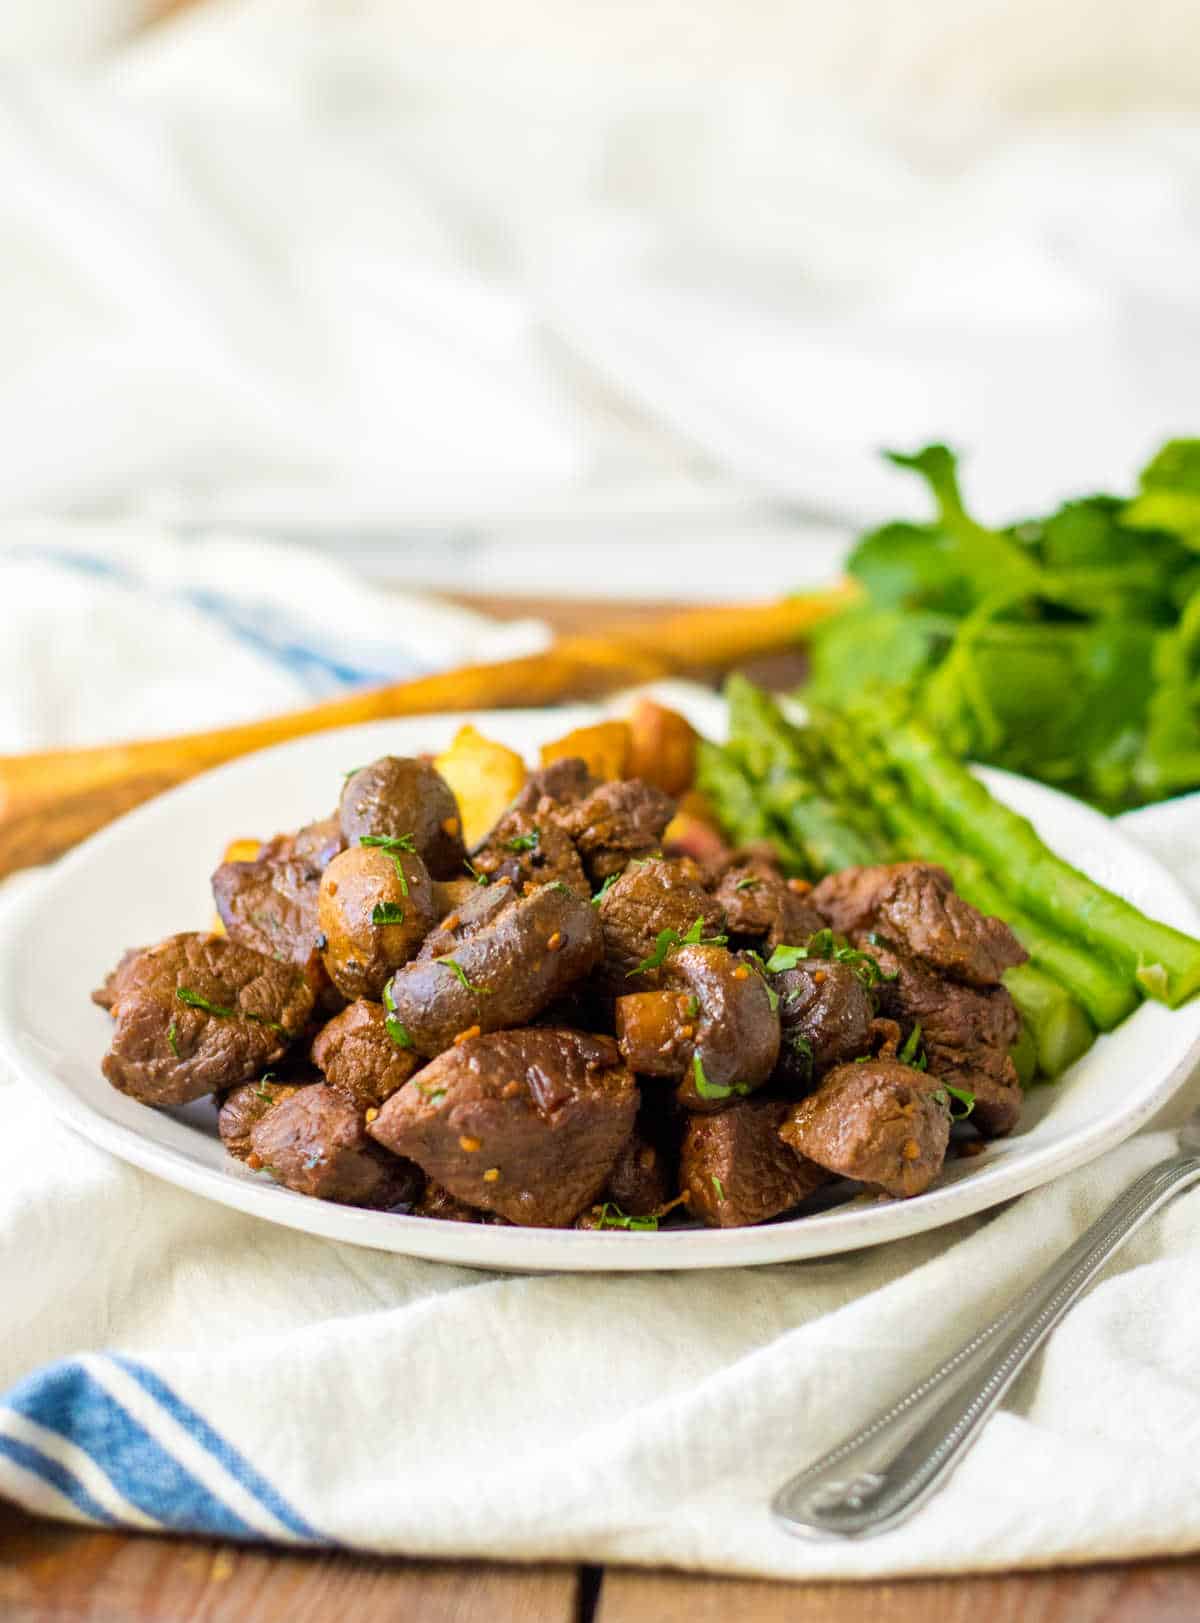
[3, 694, 1200, 1273]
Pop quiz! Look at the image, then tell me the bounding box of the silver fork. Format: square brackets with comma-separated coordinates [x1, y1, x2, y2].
[772, 1118, 1200, 1540]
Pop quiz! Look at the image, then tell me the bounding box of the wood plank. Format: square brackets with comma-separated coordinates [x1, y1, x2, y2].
[595, 1561, 1200, 1623]
[0, 1500, 580, 1623]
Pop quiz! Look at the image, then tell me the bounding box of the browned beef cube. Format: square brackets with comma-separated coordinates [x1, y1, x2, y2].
[811, 862, 1026, 987]
[557, 779, 675, 882]
[92, 945, 145, 1011]
[251, 1084, 422, 1208]
[681, 1098, 828, 1228]
[218, 1074, 306, 1161]
[601, 1130, 671, 1217]
[712, 857, 824, 949]
[310, 999, 422, 1109]
[779, 1059, 950, 1198]
[212, 851, 325, 979]
[509, 757, 598, 816]
[772, 961, 876, 1088]
[596, 857, 726, 988]
[100, 934, 316, 1106]
[368, 1028, 638, 1227]
[871, 943, 1023, 1136]
[386, 882, 602, 1056]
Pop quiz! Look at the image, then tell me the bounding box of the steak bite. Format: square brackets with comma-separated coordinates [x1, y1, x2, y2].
[682, 1097, 829, 1228]
[811, 862, 1026, 987]
[92, 945, 146, 1012]
[251, 1084, 423, 1207]
[368, 1028, 638, 1227]
[712, 857, 824, 949]
[212, 852, 324, 980]
[557, 779, 676, 882]
[317, 842, 436, 1001]
[218, 1072, 306, 1161]
[615, 944, 781, 1111]
[339, 756, 466, 880]
[601, 1129, 672, 1217]
[101, 933, 316, 1107]
[470, 810, 589, 896]
[771, 960, 876, 1089]
[386, 882, 603, 1056]
[596, 857, 726, 988]
[510, 757, 598, 817]
[871, 942, 1023, 1136]
[779, 1058, 950, 1199]
[310, 999, 422, 1109]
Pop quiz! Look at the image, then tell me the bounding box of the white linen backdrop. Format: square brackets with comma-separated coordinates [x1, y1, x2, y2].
[0, 0, 1199, 582]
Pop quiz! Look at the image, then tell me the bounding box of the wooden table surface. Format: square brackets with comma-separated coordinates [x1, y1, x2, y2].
[5, 592, 1198, 1621]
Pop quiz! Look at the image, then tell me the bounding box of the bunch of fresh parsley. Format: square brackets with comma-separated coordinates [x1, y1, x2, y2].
[806, 440, 1200, 810]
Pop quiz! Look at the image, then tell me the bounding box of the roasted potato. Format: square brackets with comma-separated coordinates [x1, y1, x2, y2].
[539, 720, 630, 782]
[626, 699, 697, 795]
[433, 726, 527, 848]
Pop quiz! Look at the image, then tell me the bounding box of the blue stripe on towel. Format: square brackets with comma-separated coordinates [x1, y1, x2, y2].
[0, 1433, 115, 1526]
[4, 1361, 256, 1538]
[111, 1357, 319, 1541]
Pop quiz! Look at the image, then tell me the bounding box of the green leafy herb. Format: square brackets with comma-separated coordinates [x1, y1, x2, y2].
[371, 902, 405, 927]
[735, 877, 759, 891]
[594, 1202, 659, 1232]
[785, 1032, 814, 1082]
[463, 859, 490, 885]
[166, 1021, 180, 1058]
[414, 1078, 447, 1104]
[175, 986, 287, 1036]
[762, 932, 891, 989]
[437, 958, 491, 995]
[685, 995, 700, 1019]
[505, 828, 540, 853]
[629, 916, 729, 977]
[898, 1022, 928, 1071]
[711, 1175, 725, 1202]
[359, 833, 417, 895]
[545, 881, 574, 896]
[382, 983, 414, 1048]
[591, 873, 620, 906]
[691, 1052, 745, 1102]
[934, 1083, 975, 1119]
[764, 944, 806, 973]
[253, 1074, 277, 1101]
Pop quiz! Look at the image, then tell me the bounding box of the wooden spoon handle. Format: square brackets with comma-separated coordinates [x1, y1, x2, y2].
[0, 591, 851, 876]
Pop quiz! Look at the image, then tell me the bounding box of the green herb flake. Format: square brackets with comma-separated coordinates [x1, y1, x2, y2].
[463, 859, 490, 886]
[685, 995, 700, 1019]
[437, 958, 491, 995]
[545, 881, 574, 896]
[691, 1052, 733, 1102]
[505, 828, 540, 853]
[764, 944, 806, 973]
[414, 1080, 447, 1104]
[939, 1083, 976, 1119]
[372, 901, 406, 927]
[735, 877, 759, 891]
[711, 1175, 725, 1202]
[382, 983, 415, 1048]
[591, 873, 620, 906]
[898, 1022, 927, 1070]
[253, 1073, 277, 1101]
[594, 1202, 659, 1232]
[166, 1022, 180, 1058]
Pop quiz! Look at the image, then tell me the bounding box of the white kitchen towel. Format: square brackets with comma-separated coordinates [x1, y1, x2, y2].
[2, 735, 1200, 1567]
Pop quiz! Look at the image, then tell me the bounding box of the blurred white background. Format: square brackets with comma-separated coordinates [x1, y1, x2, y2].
[2, 0, 1200, 596]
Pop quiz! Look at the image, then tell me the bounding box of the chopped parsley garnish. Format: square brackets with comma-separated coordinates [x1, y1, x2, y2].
[629, 916, 728, 976]
[784, 1031, 814, 1081]
[899, 1022, 928, 1070]
[359, 833, 417, 895]
[763, 931, 893, 989]
[685, 995, 700, 1019]
[691, 1052, 750, 1102]
[166, 1022, 180, 1058]
[505, 828, 540, 853]
[463, 859, 490, 886]
[594, 1202, 659, 1232]
[382, 983, 414, 1048]
[735, 877, 759, 891]
[414, 1080, 447, 1104]
[437, 958, 491, 995]
[545, 881, 574, 896]
[175, 986, 287, 1035]
[711, 1174, 725, 1202]
[371, 902, 406, 927]
[934, 1083, 975, 1119]
[591, 873, 620, 906]
[253, 1074, 277, 1101]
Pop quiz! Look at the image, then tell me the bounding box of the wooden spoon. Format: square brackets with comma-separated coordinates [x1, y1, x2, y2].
[0, 589, 852, 876]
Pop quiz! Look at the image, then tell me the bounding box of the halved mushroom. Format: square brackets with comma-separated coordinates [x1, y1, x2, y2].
[339, 756, 466, 879]
[317, 843, 436, 1001]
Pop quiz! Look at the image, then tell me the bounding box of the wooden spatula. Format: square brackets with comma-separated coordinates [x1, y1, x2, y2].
[0, 590, 852, 877]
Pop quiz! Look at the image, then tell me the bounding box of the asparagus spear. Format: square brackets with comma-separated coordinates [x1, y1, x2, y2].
[693, 739, 807, 873]
[874, 716, 1200, 1008]
[817, 711, 1134, 1031]
[1003, 963, 1094, 1079]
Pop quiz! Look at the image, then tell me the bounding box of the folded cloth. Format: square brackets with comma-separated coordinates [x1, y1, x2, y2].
[1, 656, 1199, 1572]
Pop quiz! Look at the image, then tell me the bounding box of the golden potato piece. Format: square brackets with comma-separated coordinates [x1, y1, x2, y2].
[433, 725, 527, 848]
[222, 838, 262, 864]
[626, 699, 697, 795]
[540, 720, 630, 783]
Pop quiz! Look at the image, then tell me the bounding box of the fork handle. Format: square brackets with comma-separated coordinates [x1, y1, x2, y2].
[773, 1151, 1200, 1539]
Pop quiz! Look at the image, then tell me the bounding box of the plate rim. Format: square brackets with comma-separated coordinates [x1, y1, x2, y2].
[3, 700, 1199, 1273]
